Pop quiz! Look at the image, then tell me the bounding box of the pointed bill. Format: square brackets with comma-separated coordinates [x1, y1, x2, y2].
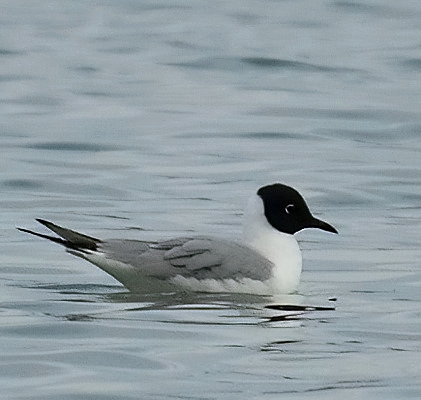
[310, 217, 338, 234]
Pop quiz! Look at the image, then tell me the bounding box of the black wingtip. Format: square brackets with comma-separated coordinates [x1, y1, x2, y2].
[35, 218, 59, 230]
[17, 226, 68, 246]
[18, 219, 99, 252]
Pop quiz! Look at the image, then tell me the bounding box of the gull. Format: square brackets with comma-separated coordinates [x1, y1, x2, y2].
[18, 183, 337, 295]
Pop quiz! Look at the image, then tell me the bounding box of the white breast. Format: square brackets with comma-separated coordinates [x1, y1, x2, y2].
[242, 194, 302, 293]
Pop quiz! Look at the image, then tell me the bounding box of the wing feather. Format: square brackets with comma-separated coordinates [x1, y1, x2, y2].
[101, 237, 273, 281]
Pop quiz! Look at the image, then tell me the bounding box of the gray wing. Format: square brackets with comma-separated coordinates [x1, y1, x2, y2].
[18, 219, 272, 288]
[102, 237, 273, 281]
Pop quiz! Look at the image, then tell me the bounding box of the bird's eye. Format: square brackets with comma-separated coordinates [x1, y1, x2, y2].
[285, 204, 295, 214]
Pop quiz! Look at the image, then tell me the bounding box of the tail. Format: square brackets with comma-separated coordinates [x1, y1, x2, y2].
[17, 219, 100, 253]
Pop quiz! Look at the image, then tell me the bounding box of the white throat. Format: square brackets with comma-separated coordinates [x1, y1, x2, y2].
[242, 194, 302, 293]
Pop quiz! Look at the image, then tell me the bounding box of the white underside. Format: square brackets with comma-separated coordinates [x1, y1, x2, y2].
[170, 275, 283, 295]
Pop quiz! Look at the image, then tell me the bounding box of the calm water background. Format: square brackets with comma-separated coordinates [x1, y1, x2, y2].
[1, 1, 421, 399]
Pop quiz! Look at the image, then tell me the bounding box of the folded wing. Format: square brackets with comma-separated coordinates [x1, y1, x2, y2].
[18, 220, 274, 290]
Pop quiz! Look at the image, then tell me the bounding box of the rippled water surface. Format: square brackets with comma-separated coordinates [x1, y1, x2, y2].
[1, 1, 421, 399]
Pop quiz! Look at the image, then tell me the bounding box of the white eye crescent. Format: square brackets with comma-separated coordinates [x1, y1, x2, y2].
[285, 204, 295, 214]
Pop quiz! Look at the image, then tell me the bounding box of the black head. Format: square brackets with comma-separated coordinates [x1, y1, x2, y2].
[257, 183, 338, 235]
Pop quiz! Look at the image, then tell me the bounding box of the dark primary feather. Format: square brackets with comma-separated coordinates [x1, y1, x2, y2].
[36, 218, 100, 250]
[18, 219, 100, 252]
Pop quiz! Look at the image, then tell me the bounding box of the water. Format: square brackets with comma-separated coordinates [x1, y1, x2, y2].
[1, 0, 421, 398]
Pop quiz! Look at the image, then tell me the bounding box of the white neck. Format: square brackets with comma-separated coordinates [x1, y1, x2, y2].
[242, 194, 302, 293]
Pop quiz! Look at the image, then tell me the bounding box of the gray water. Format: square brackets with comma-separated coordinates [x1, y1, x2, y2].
[1, 1, 421, 399]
